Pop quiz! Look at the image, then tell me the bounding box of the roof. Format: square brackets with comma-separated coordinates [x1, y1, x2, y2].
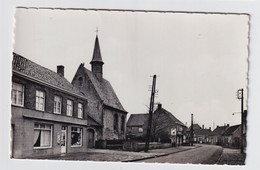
[211, 125, 229, 136]
[154, 108, 186, 127]
[222, 125, 240, 136]
[87, 115, 102, 126]
[127, 114, 149, 126]
[82, 66, 127, 112]
[12, 53, 85, 98]
[187, 124, 202, 131]
[90, 35, 104, 64]
[194, 128, 212, 136]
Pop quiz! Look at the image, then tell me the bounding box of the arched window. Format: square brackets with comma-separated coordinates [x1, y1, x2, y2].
[121, 116, 125, 133]
[113, 114, 118, 132]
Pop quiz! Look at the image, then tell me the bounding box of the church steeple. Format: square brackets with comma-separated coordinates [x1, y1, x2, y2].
[90, 35, 104, 79]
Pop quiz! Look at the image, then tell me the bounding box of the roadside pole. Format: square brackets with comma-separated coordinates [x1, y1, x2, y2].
[145, 75, 157, 152]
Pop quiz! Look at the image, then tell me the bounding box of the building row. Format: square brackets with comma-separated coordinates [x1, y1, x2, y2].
[126, 107, 246, 149]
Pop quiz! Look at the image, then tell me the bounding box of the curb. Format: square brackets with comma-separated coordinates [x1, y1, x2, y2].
[123, 145, 202, 162]
[216, 147, 224, 164]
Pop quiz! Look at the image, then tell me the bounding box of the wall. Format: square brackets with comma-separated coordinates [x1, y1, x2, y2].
[12, 75, 88, 119]
[11, 107, 89, 158]
[102, 108, 126, 140]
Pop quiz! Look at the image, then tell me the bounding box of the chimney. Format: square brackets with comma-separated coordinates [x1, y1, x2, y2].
[202, 125, 204, 129]
[158, 103, 162, 110]
[227, 124, 229, 127]
[217, 125, 219, 128]
[209, 127, 211, 130]
[57, 65, 64, 76]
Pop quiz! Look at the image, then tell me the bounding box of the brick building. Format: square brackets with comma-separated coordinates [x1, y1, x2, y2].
[126, 104, 187, 146]
[11, 35, 127, 158]
[126, 113, 148, 140]
[11, 53, 91, 158]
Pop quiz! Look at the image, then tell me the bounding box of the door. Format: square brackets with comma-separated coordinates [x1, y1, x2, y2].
[87, 129, 95, 148]
[61, 126, 67, 153]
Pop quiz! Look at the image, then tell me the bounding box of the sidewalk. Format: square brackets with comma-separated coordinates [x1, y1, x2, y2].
[217, 148, 246, 165]
[25, 145, 199, 162]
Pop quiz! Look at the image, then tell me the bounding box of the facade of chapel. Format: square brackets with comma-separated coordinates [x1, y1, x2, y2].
[72, 35, 128, 141]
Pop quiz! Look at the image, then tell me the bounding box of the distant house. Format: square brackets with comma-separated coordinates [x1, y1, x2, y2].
[126, 104, 187, 146]
[222, 124, 241, 148]
[152, 104, 187, 146]
[194, 128, 212, 143]
[186, 124, 212, 143]
[126, 114, 148, 140]
[186, 124, 201, 143]
[209, 125, 229, 145]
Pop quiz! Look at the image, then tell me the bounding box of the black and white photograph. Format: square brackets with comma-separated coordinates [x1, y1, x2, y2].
[9, 7, 250, 166]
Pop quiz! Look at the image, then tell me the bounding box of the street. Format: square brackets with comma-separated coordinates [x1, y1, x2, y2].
[137, 144, 222, 164]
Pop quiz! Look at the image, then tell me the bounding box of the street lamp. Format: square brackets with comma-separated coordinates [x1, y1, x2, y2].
[236, 88, 244, 154]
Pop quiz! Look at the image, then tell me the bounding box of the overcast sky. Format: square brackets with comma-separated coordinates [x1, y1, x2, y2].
[13, 8, 249, 129]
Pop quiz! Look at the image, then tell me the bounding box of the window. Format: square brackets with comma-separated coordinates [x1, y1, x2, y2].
[121, 116, 125, 132]
[66, 99, 73, 116]
[36, 90, 45, 111]
[78, 103, 83, 118]
[113, 114, 118, 132]
[54, 96, 62, 114]
[138, 127, 143, 133]
[11, 82, 24, 106]
[71, 127, 82, 147]
[33, 123, 52, 148]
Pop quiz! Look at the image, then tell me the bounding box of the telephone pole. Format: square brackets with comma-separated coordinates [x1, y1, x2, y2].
[145, 75, 157, 152]
[190, 113, 194, 146]
[237, 88, 244, 154]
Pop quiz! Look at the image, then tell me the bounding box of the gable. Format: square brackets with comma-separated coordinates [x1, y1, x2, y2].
[72, 64, 127, 113]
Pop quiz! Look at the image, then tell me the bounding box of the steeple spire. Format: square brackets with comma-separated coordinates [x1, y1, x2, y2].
[90, 35, 104, 79]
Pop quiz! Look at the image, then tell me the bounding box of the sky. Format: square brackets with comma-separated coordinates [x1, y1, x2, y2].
[13, 8, 249, 129]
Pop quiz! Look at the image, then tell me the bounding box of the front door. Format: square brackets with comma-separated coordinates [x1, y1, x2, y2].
[87, 129, 95, 148]
[61, 126, 67, 153]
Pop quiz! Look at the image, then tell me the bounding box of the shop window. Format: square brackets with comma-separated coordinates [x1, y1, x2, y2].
[71, 127, 82, 147]
[33, 123, 52, 148]
[36, 90, 45, 111]
[11, 82, 24, 106]
[54, 96, 62, 114]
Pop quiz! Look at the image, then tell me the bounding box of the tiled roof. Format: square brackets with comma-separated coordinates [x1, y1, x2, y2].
[187, 124, 202, 131]
[154, 108, 186, 127]
[127, 113, 149, 126]
[222, 125, 240, 136]
[211, 125, 229, 136]
[82, 67, 127, 112]
[12, 53, 85, 98]
[194, 128, 212, 136]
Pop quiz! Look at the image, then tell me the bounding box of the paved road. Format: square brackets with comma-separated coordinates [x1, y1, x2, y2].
[138, 144, 223, 164]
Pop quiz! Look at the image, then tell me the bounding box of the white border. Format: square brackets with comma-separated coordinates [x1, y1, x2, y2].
[1, 1, 260, 170]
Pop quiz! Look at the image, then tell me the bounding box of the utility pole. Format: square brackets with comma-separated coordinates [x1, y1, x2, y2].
[190, 113, 194, 146]
[237, 88, 244, 154]
[145, 75, 157, 152]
